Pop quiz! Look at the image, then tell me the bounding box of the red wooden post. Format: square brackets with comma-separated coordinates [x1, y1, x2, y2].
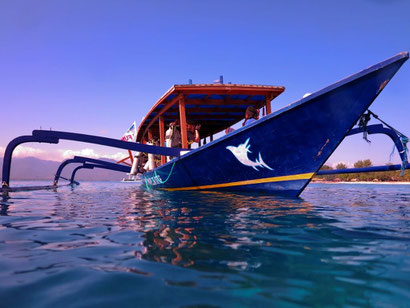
[179, 94, 188, 149]
[265, 95, 272, 115]
[128, 150, 133, 163]
[159, 116, 166, 165]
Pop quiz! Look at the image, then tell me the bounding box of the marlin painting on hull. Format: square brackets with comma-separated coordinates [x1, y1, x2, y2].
[135, 52, 408, 197]
[226, 138, 273, 171]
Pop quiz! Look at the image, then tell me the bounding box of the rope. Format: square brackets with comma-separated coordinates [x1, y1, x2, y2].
[144, 161, 176, 190]
[358, 111, 371, 143]
[144, 175, 152, 191]
[368, 110, 407, 137]
[399, 135, 409, 176]
[154, 161, 176, 184]
[53, 175, 70, 186]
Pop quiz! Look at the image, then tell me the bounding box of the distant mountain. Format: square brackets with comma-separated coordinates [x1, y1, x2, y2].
[0, 156, 126, 181]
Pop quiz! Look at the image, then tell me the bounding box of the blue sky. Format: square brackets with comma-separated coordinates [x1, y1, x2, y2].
[1, 0, 409, 166]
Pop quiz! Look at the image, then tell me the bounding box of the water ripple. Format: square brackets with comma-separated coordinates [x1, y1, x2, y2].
[0, 181, 409, 307]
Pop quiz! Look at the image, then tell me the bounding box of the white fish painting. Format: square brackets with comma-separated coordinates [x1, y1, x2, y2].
[226, 138, 273, 171]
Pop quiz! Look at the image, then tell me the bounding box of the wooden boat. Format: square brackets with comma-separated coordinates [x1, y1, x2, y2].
[1, 53, 408, 194]
[136, 52, 409, 196]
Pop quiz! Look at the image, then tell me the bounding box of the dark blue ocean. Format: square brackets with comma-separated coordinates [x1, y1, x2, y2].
[0, 182, 409, 307]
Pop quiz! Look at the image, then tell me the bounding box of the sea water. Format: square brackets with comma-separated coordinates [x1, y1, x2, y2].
[0, 182, 409, 307]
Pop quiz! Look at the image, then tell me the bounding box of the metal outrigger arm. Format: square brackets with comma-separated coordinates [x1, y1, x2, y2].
[69, 163, 132, 184]
[2, 130, 182, 189]
[346, 124, 408, 165]
[54, 156, 131, 185]
[317, 124, 409, 176]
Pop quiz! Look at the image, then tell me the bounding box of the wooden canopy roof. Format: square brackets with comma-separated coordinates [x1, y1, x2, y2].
[136, 83, 285, 142]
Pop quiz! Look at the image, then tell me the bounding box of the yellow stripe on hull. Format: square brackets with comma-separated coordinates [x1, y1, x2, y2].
[162, 172, 315, 191]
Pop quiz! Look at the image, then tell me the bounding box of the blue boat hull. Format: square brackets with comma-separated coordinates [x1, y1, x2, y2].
[143, 53, 408, 197]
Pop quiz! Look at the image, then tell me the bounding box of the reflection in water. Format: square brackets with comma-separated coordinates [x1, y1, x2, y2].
[130, 191, 315, 269]
[0, 182, 409, 307]
[0, 193, 11, 216]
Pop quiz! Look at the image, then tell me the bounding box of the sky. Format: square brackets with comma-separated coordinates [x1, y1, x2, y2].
[0, 0, 409, 167]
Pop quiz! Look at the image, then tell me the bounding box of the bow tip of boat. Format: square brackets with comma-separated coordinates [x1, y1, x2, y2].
[398, 51, 409, 58]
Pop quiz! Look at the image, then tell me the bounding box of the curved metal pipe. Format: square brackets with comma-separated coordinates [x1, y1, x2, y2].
[2, 130, 180, 187]
[70, 164, 93, 184]
[54, 156, 131, 185]
[347, 124, 407, 163]
[2, 135, 58, 188]
[69, 163, 132, 183]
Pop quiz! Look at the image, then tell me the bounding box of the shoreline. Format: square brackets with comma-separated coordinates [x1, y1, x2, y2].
[311, 180, 410, 185]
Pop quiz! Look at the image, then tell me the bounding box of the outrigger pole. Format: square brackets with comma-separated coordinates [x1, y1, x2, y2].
[54, 156, 132, 185]
[69, 163, 130, 184]
[1, 130, 182, 189]
[317, 163, 410, 176]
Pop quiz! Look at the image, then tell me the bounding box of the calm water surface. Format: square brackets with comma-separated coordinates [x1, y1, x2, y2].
[0, 182, 409, 307]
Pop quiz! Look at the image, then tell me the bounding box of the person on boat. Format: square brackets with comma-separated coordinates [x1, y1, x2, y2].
[166, 120, 182, 148]
[225, 127, 235, 134]
[186, 120, 201, 145]
[143, 139, 157, 171]
[151, 137, 162, 167]
[135, 152, 148, 173]
[242, 106, 259, 126]
[166, 120, 200, 148]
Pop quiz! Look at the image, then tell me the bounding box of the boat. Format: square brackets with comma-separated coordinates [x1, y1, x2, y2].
[121, 173, 141, 183]
[136, 52, 409, 197]
[1, 52, 408, 195]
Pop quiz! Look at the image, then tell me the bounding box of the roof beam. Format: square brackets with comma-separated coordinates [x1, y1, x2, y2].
[179, 99, 260, 106]
[169, 89, 284, 96]
[148, 114, 242, 120]
[182, 107, 246, 113]
[159, 97, 271, 108]
[174, 84, 284, 93]
[140, 94, 181, 140]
